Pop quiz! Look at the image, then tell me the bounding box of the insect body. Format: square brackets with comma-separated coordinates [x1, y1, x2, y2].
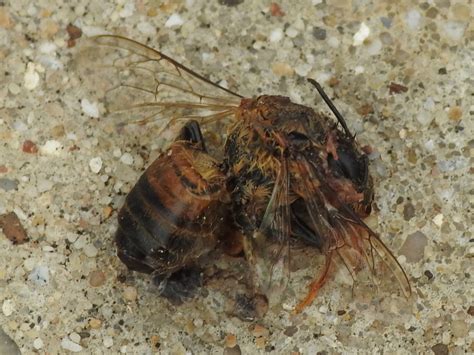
[88, 35, 411, 313]
[115, 121, 229, 302]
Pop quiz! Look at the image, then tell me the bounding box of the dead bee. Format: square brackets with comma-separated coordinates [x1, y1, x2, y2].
[88, 35, 411, 312]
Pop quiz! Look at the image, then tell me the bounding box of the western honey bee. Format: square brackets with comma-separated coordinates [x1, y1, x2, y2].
[87, 35, 411, 313]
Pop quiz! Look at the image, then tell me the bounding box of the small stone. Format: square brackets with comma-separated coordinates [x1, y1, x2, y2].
[283, 325, 298, 337]
[88, 318, 102, 329]
[120, 153, 134, 165]
[451, 319, 468, 337]
[225, 334, 237, 348]
[269, 28, 283, 42]
[89, 270, 106, 287]
[269, 3, 285, 17]
[353, 22, 370, 46]
[22, 140, 38, 153]
[252, 324, 269, 338]
[431, 343, 448, 355]
[285, 27, 298, 38]
[61, 337, 83, 352]
[89, 157, 103, 174]
[2, 300, 14, 316]
[405, 9, 421, 30]
[81, 99, 100, 118]
[294, 64, 312, 77]
[51, 124, 65, 138]
[416, 110, 433, 126]
[441, 21, 466, 42]
[103, 336, 114, 348]
[399, 231, 428, 263]
[0, 178, 18, 191]
[123, 286, 138, 302]
[40, 140, 63, 155]
[448, 106, 462, 121]
[66, 23, 82, 40]
[69, 332, 81, 343]
[0, 328, 20, 355]
[224, 345, 242, 355]
[272, 62, 294, 76]
[433, 213, 443, 227]
[165, 13, 184, 28]
[255, 336, 266, 349]
[33, 338, 44, 349]
[24, 63, 40, 90]
[83, 243, 98, 257]
[0, 8, 14, 28]
[0, 212, 29, 244]
[218, 0, 244, 6]
[8, 83, 21, 95]
[467, 306, 474, 316]
[29, 266, 49, 286]
[312, 27, 326, 40]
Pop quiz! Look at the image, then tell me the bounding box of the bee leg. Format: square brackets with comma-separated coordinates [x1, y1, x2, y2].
[177, 120, 207, 152]
[152, 268, 203, 305]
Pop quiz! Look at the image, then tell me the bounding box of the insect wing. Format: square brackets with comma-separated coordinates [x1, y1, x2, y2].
[244, 159, 291, 304]
[80, 35, 242, 126]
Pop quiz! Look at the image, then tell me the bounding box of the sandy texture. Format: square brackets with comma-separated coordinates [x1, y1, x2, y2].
[0, 0, 472, 353]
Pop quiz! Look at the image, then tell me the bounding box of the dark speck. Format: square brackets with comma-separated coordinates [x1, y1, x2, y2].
[403, 202, 415, 221]
[312, 27, 327, 40]
[438, 68, 447, 75]
[424, 270, 434, 280]
[218, 0, 243, 7]
[380, 17, 392, 28]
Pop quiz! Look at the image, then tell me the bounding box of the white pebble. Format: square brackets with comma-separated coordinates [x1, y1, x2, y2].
[61, 337, 83, 352]
[2, 300, 14, 316]
[83, 243, 98, 258]
[40, 140, 63, 155]
[423, 97, 435, 111]
[24, 62, 40, 90]
[433, 213, 443, 227]
[29, 266, 49, 286]
[285, 27, 298, 38]
[119, 2, 135, 17]
[120, 153, 134, 165]
[367, 38, 382, 55]
[354, 65, 365, 74]
[165, 14, 184, 28]
[39, 42, 57, 54]
[33, 338, 44, 350]
[269, 28, 283, 42]
[103, 336, 114, 348]
[137, 21, 156, 35]
[89, 157, 103, 174]
[318, 305, 328, 314]
[295, 63, 312, 77]
[416, 110, 433, 126]
[113, 148, 122, 158]
[442, 21, 466, 42]
[81, 99, 100, 118]
[69, 333, 81, 344]
[406, 9, 422, 30]
[8, 83, 20, 95]
[37, 177, 54, 193]
[353, 22, 370, 46]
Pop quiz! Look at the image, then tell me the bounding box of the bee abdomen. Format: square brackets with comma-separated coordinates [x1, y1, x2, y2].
[116, 142, 227, 276]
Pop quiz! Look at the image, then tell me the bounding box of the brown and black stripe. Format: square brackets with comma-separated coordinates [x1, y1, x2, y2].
[115, 141, 228, 277]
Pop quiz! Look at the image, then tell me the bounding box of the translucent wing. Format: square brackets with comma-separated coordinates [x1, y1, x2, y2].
[78, 35, 242, 126]
[294, 158, 411, 313]
[243, 159, 291, 305]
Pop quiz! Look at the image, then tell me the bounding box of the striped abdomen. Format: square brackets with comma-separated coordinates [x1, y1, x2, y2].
[115, 141, 228, 277]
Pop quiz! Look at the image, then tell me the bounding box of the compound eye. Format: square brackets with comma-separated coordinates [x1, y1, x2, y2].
[328, 149, 369, 187]
[288, 131, 309, 145]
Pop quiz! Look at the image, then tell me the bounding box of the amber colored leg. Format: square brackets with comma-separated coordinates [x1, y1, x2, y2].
[294, 252, 333, 313]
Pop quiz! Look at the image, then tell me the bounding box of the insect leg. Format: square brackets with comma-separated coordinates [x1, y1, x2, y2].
[294, 251, 333, 313]
[176, 120, 207, 152]
[152, 268, 203, 305]
[307, 78, 354, 139]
